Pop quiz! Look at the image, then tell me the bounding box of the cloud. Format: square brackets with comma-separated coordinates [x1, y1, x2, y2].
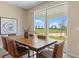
[35, 19, 42, 23]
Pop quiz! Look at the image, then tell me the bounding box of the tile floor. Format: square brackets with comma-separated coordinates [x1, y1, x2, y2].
[0, 48, 73, 58]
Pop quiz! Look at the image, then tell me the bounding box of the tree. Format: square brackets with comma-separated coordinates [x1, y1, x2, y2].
[59, 20, 66, 37]
[51, 25, 53, 29]
[54, 25, 57, 29]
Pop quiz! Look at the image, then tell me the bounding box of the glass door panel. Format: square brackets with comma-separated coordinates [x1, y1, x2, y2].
[34, 11, 46, 36]
[47, 5, 67, 40]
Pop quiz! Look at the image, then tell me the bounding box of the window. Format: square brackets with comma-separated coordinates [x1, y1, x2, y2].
[34, 11, 46, 36]
[34, 4, 67, 40]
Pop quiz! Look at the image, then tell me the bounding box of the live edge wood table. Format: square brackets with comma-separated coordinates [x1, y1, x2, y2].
[6, 35, 57, 58]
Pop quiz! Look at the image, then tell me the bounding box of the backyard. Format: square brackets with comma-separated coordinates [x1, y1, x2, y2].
[35, 28, 67, 40]
[34, 15, 67, 40]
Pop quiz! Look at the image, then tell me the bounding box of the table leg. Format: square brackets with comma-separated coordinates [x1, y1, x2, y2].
[36, 51, 38, 58]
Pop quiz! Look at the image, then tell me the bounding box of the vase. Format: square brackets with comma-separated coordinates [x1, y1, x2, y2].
[24, 32, 28, 38]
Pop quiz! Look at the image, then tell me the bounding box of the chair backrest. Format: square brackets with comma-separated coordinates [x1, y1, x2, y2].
[2, 36, 8, 51]
[37, 35, 46, 40]
[6, 37, 17, 57]
[8, 33, 16, 36]
[53, 41, 64, 58]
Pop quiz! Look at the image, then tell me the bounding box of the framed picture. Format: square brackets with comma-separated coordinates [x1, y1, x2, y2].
[0, 17, 17, 35]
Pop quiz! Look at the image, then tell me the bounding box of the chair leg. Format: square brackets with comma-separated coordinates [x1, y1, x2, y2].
[2, 54, 9, 58]
[33, 51, 34, 57]
[28, 51, 30, 58]
[20, 56, 23, 58]
[18, 56, 23, 58]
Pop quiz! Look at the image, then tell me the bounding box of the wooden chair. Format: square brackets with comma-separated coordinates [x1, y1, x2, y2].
[8, 33, 20, 46]
[8, 33, 16, 36]
[37, 35, 46, 40]
[1, 36, 9, 57]
[2, 36, 8, 51]
[37, 41, 64, 58]
[8, 33, 25, 48]
[6, 37, 30, 58]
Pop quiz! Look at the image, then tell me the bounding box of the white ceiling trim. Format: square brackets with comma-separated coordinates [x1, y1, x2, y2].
[3, 1, 44, 9]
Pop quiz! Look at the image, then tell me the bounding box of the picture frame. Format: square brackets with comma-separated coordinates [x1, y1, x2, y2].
[0, 17, 17, 35]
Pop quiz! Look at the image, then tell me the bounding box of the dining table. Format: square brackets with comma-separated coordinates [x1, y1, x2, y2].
[5, 35, 57, 58]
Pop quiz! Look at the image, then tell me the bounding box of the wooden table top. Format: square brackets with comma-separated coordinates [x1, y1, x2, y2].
[6, 35, 57, 50]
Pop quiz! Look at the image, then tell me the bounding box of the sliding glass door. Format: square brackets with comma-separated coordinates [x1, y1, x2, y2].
[34, 4, 67, 40]
[47, 5, 67, 40]
[34, 11, 46, 36]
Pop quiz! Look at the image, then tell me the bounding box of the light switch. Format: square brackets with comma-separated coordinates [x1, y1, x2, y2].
[76, 27, 79, 31]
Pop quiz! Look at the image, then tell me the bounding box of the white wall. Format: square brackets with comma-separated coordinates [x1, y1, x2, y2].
[68, 2, 79, 57]
[0, 2, 28, 48]
[0, 2, 28, 35]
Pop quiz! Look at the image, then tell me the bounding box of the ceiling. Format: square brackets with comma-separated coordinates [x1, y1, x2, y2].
[35, 4, 67, 18]
[3, 1, 45, 9]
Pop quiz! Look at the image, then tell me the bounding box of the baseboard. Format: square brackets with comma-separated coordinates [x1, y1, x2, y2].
[64, 51, 79, 58]
[63, 42, 79, 58]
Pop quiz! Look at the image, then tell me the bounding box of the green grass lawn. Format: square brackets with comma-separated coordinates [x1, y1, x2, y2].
[49, 28, 66, 33]
[49, 36, 65, 40]
[35, 28, 45, 35]
[35, 28, 66, 40]
[35, 28, 66, 33]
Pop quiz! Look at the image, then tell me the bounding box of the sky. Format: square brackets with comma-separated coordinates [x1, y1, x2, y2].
[34, 16, 67, 28]
[48, 16, 67, 24]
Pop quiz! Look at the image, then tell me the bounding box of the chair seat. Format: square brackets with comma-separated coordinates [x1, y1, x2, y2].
[16, 46, 29, 57]
[38, 50, 53, 58]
